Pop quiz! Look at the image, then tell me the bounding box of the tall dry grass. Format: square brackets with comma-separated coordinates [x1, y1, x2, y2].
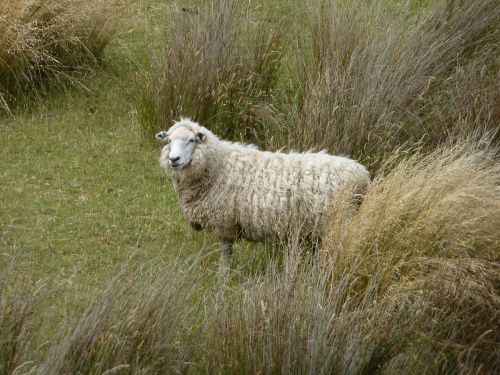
[199, 143, 499, 374]
[10, 143, 493, 374]
[0, 0, 117, 113]
[0, 271, 47, 375]
[259, 0, 499, 168]
[138, 0, 498, 165]
[137, 0, 287, 142]
[39, 254, 213, 374]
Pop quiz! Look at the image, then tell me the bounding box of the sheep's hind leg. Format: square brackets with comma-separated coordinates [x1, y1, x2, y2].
[220, 241, 233, 273]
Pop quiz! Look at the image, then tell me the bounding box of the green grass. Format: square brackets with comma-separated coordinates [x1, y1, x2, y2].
[0, 0, 498, 373]
[0, 13, 209, 297]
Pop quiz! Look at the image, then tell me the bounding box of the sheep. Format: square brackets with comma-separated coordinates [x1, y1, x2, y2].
[156, 118, 370, 269]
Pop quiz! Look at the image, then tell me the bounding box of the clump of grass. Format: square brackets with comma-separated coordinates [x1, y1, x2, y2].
[320, 142, 500, 372]
[41, 253, 213, 374]
[137, 0, 287, 142]
[326, 142, 499, 268]
[258, 0, 499, 169]
[198, 142, 499, 373]
[0, 0, 117, 113]
[0, 271, 46, 375]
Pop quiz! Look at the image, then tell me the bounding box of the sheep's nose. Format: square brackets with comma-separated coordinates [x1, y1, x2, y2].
[170, 156, 180, 163]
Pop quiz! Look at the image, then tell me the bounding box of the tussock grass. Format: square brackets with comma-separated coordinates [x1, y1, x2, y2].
[199, 143, 500, 374]
[137, 0, 287, 142]
[0, 271, 46, 375]
[40, 253, 213, 374]
[0, 0, 117, 113]
[141, 0, 498, 167]
[257, 0, 499, 169]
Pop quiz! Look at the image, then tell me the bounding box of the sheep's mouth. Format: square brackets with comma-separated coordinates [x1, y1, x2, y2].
[170, 162, 183, 169]
[170, 160, 191, 170]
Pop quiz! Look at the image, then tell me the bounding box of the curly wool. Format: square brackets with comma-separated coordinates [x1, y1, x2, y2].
[159, 120, 370, 243]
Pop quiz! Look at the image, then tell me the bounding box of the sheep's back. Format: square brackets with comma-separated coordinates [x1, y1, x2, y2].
[228, 149, 368, 242]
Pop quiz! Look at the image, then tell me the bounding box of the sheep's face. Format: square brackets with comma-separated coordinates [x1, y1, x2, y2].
[157, 126, 206, 171]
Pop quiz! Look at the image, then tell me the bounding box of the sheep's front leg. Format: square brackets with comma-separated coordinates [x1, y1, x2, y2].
[220, 241, 233, 272]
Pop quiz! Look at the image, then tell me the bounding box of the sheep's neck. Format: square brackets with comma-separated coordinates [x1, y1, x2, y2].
[174, 173, 213, 205]
[172, 152, 222, 206]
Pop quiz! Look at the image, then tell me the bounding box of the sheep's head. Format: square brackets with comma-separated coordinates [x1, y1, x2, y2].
[156, 119, 211, 173]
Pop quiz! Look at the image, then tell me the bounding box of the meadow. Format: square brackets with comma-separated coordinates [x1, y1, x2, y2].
[0, 0, 498, 373]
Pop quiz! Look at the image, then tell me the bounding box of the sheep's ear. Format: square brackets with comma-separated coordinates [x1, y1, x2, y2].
[195, 131, 206, 143]
[155, 131, 169, 143]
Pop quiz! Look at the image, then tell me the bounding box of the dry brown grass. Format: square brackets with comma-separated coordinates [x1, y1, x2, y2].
[257, 0, 499, 169]
[138, 0, 498, 169]
[0, 0, 117, 112]
[0, 271, 46, 375]
[199, 142, 500, 374]
[39, 254, 213, 375]
[137, 0, 288, 142]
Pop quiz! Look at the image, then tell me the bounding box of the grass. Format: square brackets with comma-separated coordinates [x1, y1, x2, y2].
[137, 0, 289, 143]
[0, 0, 118, 113]
[3, 142, 497, 373]
[271, 0, 499, 168]
[139, 0, 498, 170]
[0, 0, 499, 373]
[0, 3, 210, 368]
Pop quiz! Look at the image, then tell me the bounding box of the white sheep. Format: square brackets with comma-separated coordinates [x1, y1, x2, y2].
[156, 118, 370, 268]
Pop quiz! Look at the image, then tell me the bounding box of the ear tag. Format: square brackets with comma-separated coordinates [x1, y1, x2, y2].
[155, 131, 169, 141]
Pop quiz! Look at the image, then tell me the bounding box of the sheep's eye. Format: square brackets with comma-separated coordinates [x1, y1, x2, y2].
[188, 139, 195, 143]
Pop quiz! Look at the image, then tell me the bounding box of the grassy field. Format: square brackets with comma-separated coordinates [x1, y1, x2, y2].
[1, 0, 498, 373]
[0, 0, 205, 365]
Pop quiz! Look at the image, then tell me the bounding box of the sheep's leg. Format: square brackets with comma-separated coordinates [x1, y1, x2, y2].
[220, 241, 233, 272]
